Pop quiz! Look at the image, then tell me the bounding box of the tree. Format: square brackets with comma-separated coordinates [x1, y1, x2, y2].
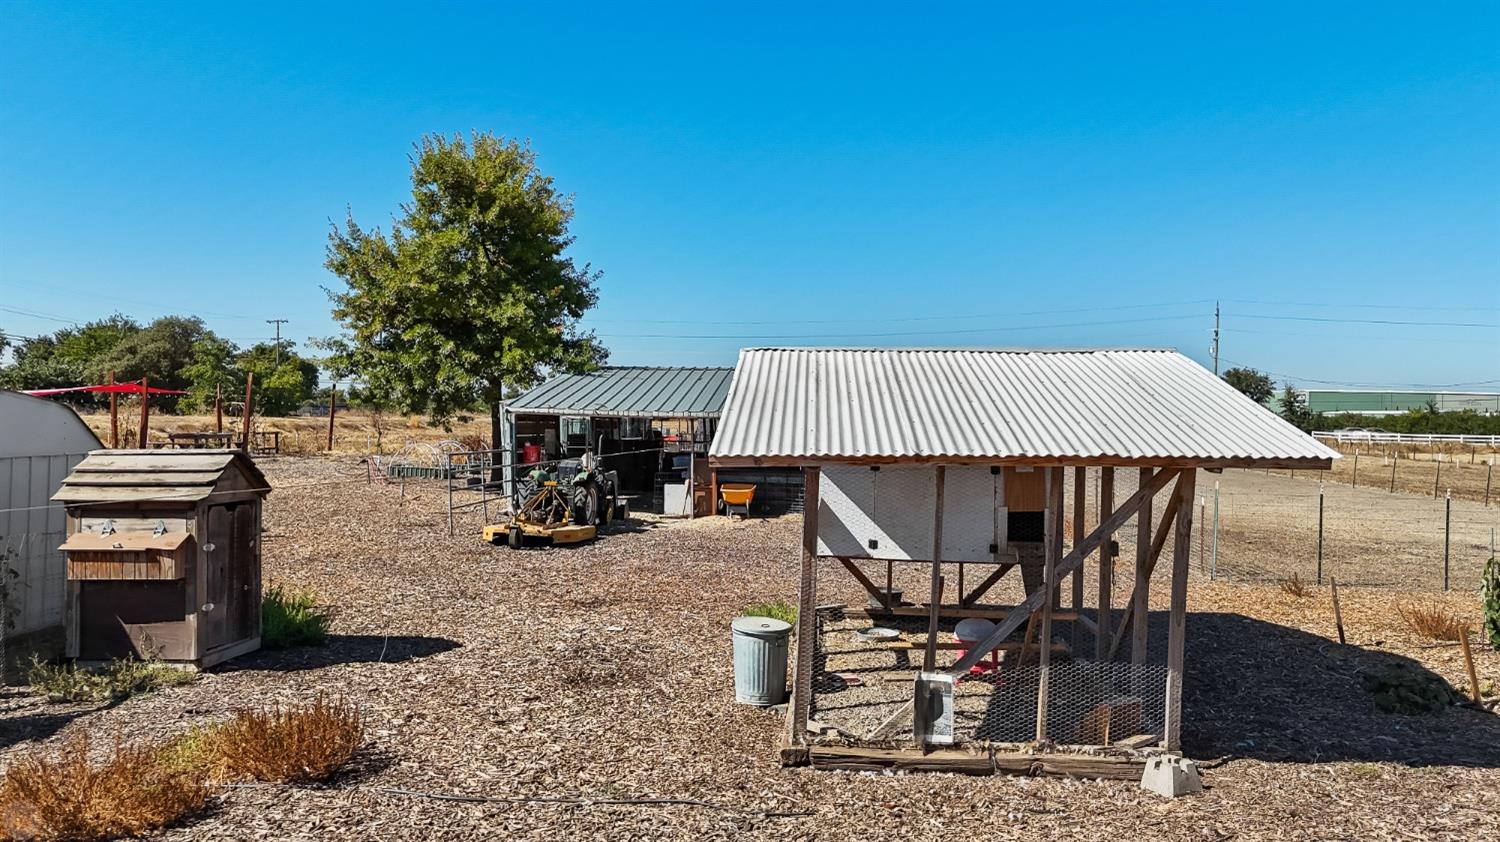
[94, 316, 220, 410]
[1222, 367, 1274, 405]
[0, 315, 141, 403]
[236, 343, 319, 416]
[325, 132, 606, 448]
[1278, 382, 1315, 431]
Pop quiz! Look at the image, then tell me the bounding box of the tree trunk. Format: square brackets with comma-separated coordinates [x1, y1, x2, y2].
[490, 394, 505, 486]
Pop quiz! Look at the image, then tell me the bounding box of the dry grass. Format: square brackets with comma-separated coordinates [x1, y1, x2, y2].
[195, 696, 363, 784]
[0, 735, 208, 841]
[1280, 573, 1310, 599]
[1396, 603, 1471, 642]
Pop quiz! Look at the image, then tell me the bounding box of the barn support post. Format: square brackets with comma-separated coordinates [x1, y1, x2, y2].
[1096, 467, 1115, 660]
[1071, 466, 1085, 653]
[108, 371, 119, 448]
[1163, 468, 1196, 753]
[784, 466, 821, 762]
[1036, 466, 1064, 742]
[1131, 467, 1153, 667]
[240, 373, 254, 451]
[137, 377, 150, 448]
[924, 466, 947, 673]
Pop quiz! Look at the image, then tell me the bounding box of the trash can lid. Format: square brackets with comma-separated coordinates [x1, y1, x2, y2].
[954, 617, 996, 643]
[733, 616, 793, 637]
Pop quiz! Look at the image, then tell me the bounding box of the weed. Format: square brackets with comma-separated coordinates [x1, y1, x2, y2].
[1279, 574, 1309, 599]
[262, 584, 331, 648]
[0, 734, 208, 841]
[197, 695, 363, 784]
[27, 656, 194, 704]
[1483, 555, 1500, 650]
[1361, 661, 1457, 715]
[743, 598, 797, 628]
[1395, 603, 1469, 642]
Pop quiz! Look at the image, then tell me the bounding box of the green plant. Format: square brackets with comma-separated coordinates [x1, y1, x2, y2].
[195, 695, 363, 784]
[743, 599, 797, 628]
[0, 734, 209, 841]
[1483, 555, 1500, 650]
[1361, 662, 1458, 715]
[27, 656, 195, 704]
[261, 584, 331, 648]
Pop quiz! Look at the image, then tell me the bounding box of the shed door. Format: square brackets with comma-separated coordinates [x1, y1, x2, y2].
[205, 503, 258, 649]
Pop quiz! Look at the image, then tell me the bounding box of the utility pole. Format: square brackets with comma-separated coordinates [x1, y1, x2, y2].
[1211, 301, 1220, 375]
[266, 319, 288, 367]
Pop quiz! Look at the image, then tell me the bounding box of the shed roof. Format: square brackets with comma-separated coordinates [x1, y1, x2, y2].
[709, 348, 1339, 469]
[506, 366, 733, 419]
[52, 449, 271, 504]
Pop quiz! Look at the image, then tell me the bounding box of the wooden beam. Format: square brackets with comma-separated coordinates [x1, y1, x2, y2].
[1096, 467, 1115, 660]
[806, 745, 1148, 780]
[924, 466, 946, 673]
[1071, 466, 1085, 653]
[138, 376, 150, 448]
[1106, 477, 1186, 662]
[1131, 467, 1153, 667]
[942, 467, 1180, 676]
[785, 467, 820, 753]
[847, 604, 1081, 621]
[960, 561, 1015, 606]
[837, 558, 889, 608]
[710, 454, 1334, 471]
[1164, 469, 1196, 753]
[1037, 467, 1063, 742]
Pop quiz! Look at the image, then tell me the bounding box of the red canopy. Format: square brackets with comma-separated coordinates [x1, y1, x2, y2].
[23, 383, 189, 397]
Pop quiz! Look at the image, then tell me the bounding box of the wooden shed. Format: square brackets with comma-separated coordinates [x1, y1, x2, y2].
[52, 449, 270, 668]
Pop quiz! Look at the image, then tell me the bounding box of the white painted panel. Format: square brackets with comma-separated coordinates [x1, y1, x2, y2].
[817, 465, 876, 558]
[871, 465, 934, 561]
[941, 466, 998, 562]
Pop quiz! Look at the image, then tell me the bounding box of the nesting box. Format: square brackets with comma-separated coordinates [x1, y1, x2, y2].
[53, 450, 270, 668]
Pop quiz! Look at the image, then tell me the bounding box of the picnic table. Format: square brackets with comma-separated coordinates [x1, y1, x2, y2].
[156, 431, 237, 449]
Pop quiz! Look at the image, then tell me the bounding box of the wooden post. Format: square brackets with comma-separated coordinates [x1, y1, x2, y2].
[1036, 466, 1064, 743]
[1097, 467, 1115, 661]
[107, 370, 119, 448]
[1132, 467, 1153, 666]
[1071, 466, 1085, 652]
[240, 373, 254, 451]
[1163, 468, 1196, 753]
[137, 377, 150, 448]
[785, 467, 820, 756]
[1443, 489, 1451, 591]
[1330, 577, 1346, 644]
[1352, 451, 1359, 488]
[327, 383, 338, 451]
[925, 466, 947, 673]
[1460, 631, 1481, 704]
[215, 383, 223, 433]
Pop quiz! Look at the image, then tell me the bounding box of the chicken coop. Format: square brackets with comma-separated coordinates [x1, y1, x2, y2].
[52, 449, 270, 668]
[710, 347, 1337, 779]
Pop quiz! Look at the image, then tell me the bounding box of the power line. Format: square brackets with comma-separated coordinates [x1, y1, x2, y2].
[584, 299, 1215, 327]
[1218, 356, 1500, 390]
[595, 313, 1205, 340]
[1235, 313, 1499, 329]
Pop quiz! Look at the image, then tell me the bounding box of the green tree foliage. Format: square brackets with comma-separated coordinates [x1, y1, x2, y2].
[1222, 366, 1275, 405]
[324, 132, 605, 444]
[1310, 409, 1500, 436]
[0, 315, 142, 403]
[237, 343, 320, 416]
[1278, 383, 1315, 431]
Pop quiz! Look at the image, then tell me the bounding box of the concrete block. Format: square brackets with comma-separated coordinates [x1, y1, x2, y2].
[1140, 756, 1202, 798]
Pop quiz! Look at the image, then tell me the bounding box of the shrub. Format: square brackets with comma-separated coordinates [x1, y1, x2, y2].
[1361, 662, 1458, 715]
[1483, 556, 1500, 650]
[1279, 574, 1309, 599]
[743, 599, 797, 629]
[197, 695, 363, 784]
[1395, 603, 1469, 642]
[0, 734, 209, 841]
[27, 656, 195, 704]
[262, 584, 331, 648]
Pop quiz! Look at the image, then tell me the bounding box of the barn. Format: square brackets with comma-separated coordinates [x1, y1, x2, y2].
[0, 390, 102, 676]
[710, 347, 1338, 777]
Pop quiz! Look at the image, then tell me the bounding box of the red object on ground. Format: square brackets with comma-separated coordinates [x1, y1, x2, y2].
[521, 443, 543, 464]
[23, 383, 189, 397]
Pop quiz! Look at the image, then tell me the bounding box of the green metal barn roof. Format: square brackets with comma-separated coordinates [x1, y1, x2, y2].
[505, 367, 734, 419]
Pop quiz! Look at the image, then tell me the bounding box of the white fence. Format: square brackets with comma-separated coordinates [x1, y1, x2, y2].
[1314, 431, 1500, 447]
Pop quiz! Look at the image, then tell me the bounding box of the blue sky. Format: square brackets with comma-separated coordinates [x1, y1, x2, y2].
[2, 2, 1497, 388]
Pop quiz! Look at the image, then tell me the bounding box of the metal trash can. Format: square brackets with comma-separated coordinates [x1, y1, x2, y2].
[731, 616, 792, 706]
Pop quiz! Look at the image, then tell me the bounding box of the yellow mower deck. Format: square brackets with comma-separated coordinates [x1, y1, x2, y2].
[482, 521, 597, 546]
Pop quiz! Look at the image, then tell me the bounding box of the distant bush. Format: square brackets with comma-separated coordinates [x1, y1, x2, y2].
[1313, 409, 1500, 437]
[1483, 556, 1500, 651]
[1361, 662, 1458, 715]
[0, 734, 209, 841]
[1395, 603, 1469, 642]
[262, 584, 331, 648]
[192, 695, 363, 784]
[27, 656, 194, 704]
[743, 599, 797, 628]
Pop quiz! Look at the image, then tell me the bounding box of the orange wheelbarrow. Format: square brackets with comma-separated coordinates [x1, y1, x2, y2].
[719, 483, 756, 518]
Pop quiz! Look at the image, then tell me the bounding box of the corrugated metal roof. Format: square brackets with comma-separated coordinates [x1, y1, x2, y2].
[53, 449, 270, 503]
[709, 348, 1339, 467]
[506, 367, 733, 419]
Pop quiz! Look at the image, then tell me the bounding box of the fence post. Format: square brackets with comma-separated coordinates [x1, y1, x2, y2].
[1351, 451, 1358, 488]
[1390, 457, 1397, 493]
[1486, 461, 1492, 507]
[1210, 480, 1219, 581]
[1316, 480, 1324, 586]
[1443, 489, 1451, 591]
[1433, 459, 1440, 498]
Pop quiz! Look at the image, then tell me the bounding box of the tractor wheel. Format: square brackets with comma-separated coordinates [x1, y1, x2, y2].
[508, 526, 523, 549]
[572, 483, 599, 526]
